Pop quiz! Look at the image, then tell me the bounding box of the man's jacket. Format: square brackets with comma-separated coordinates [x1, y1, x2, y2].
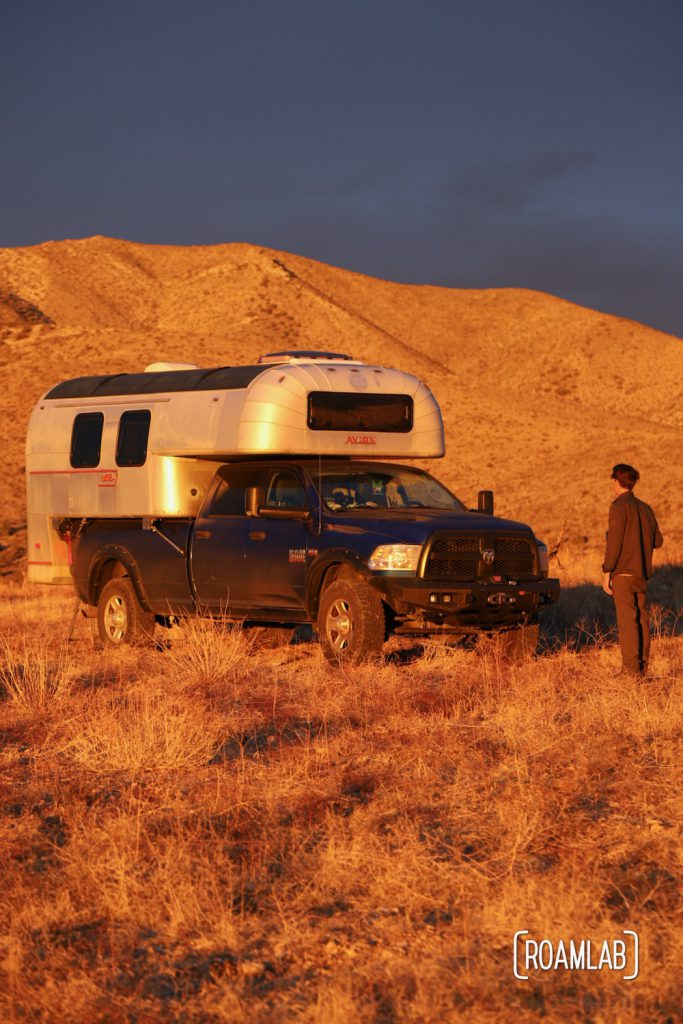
[602, 491, 663, 579]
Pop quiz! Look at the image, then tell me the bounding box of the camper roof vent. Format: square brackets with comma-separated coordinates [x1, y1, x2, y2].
[258, 350, 359, 365]
[144, 361, 199, 373]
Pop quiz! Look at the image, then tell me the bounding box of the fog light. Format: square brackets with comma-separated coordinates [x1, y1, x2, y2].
[429, 593, 438, 603]
[443, 593, 452, 604]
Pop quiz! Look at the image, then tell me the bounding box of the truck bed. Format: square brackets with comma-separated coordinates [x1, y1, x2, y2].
[71, 518, 195, 612]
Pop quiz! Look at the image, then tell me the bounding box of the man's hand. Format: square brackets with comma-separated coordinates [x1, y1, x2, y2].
[602, 572, 613, 596]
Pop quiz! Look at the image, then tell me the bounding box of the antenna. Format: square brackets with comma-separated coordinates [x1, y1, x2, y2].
[318, 451, 323, 536]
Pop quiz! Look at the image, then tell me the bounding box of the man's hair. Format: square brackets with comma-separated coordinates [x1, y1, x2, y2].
[611, 463, 640, 490]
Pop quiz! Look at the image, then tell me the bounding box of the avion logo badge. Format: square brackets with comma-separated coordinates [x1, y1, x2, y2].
[345, 435, 376, 445]
[98, 470, 118, 487]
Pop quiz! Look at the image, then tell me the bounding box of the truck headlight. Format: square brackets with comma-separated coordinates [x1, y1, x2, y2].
[537, 542, 549, 578]
[367, 544, 422, 572]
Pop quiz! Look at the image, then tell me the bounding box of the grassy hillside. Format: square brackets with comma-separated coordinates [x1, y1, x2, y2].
[1, 236, 681, 576]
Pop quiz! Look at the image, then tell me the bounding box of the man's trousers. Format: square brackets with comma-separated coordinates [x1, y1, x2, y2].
[611, 573, 650, 674]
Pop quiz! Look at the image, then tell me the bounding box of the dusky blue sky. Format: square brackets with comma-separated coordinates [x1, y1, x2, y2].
[2, 0, 682, 336]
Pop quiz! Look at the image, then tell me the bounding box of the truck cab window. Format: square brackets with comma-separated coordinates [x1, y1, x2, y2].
[210, 466, 267, 516]
[70, 412, 104, 468]
[317, 465, 464, 511]
[265, 471, 308, 510]
[116, 410, 151, 467]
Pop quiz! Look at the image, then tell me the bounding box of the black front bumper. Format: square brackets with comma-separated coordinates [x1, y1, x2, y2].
[370, 575, 560, 631]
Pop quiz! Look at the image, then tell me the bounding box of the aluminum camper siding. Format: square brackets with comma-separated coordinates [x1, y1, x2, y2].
[106, 362, 443, 458]
[25, 360, 444, 583]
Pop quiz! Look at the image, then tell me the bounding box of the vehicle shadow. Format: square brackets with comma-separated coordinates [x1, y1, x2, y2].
[210, 715, 333, 764]
[541, 562, 682, 650]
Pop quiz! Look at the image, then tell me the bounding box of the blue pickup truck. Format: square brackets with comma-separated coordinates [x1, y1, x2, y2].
[69, 456, 559, 661]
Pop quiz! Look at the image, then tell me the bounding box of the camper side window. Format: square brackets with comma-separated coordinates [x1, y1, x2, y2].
[116, 410, 151, 467]
[70, 412, 104, 468]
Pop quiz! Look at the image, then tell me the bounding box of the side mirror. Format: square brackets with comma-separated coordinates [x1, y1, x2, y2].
[247, 486, 311, 520]
[246, 486, 265, 517]
[478, 489, 494, 515]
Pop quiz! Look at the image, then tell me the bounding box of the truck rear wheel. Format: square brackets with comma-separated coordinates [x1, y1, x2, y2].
[318, 578, 386, 664]
[97, 577, 156, 647]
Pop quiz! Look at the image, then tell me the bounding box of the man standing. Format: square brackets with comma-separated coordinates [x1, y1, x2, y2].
[602, 464, 663, 676]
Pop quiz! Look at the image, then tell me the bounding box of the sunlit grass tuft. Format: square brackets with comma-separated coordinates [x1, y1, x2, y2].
[58, 688, 225, 772]
[0, 631, 75, 711]
[165, 614, 257, 688]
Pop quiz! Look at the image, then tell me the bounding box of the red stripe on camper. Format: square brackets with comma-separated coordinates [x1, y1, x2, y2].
[29, 469, 118, 475]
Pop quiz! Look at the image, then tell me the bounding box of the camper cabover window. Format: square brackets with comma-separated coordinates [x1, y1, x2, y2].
[116, 410, 151, 467]
[307, 392, 413, 433]
[70, 412, 104, 468]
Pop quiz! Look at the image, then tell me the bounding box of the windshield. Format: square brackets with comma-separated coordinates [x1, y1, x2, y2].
[314, 465, 464, 512]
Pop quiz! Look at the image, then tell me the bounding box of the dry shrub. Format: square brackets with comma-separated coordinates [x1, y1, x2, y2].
[312, 980, 362, 1023]
[59, 688, 225, 772]
[165, 615, 257, 688]
[0, 630, 75, 712]
[59, 802, 241, 942]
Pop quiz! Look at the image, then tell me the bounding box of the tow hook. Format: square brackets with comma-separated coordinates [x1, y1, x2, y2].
[487, 592, 517, 606]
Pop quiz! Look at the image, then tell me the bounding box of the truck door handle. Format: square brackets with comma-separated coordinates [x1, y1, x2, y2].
[249, 531, 266, 541]
[195, 529, 211, 539]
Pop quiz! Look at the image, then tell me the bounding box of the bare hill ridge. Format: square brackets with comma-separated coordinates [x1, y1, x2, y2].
[1, 236, 681, 567]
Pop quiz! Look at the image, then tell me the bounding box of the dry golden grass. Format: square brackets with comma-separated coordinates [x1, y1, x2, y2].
[0, 554, 681, 1023]
[0, 236, 681, 1017]
[164, 613, 258, 690]
[0, 630, 75, 713]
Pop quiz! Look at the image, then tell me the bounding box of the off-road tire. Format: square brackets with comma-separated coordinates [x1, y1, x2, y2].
[318, 578, 386, 664]
[497, 621, 539, 662]
[97, 577, 156, 647]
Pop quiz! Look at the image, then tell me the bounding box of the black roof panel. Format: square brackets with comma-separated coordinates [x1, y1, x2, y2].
[45, 365, 267, 400]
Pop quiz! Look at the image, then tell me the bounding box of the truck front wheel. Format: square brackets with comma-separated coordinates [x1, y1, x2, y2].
[318, 578, 386, 664]
[97, 577, 156, 647]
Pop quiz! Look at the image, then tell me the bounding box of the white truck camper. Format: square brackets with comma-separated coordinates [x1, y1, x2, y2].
[26, 351, 444, 585]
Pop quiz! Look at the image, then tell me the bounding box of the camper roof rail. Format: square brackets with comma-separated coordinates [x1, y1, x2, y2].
[258, 350, 359, 365]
